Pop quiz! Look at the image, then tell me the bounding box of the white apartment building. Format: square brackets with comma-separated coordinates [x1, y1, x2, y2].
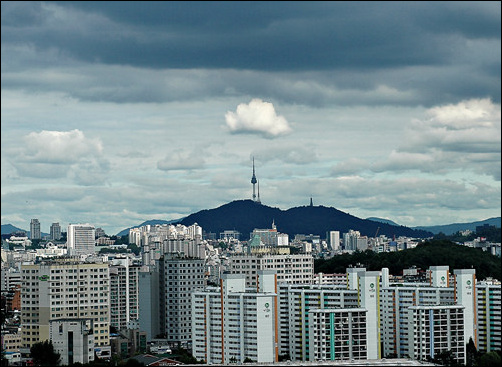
[380, 265, 484, 362]
[192, 271, 278, 364]
[109, 257, 140, 330]
[380, 284, 454, 358]
[278, 283, 360, 361]
[133, 223, 205, 265]
[328, 231, 340, 251]
[313, 272, 346, 285]
[67, 224, 96, 256]
[476, 280, 501, 352]
[356, 270, 381, 360]
[159, 254, 205, 348]
[129, 223, 202, 247]
[50, 319, 95, 365]
[308, 308, 368, 362]
[453, 269, 477, 348]
[226, 253, 314, 288]
[20, 259, 110, 349]
[343, 230, 360, 251]
[407, 305, 465, 364]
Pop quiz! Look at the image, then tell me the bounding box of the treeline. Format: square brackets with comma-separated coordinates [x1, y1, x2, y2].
[314, 240, 501, 281]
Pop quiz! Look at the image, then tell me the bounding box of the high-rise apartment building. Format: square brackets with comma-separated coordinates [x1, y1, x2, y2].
[30, 219, 41, 240]
[453, 269, 477, 348]
[308, 308, 368, 362]
[226, 253, 314, 288]
[476, 280, 501, 352]
[50, 222, 62, 241]
[278, 283, 360, 361]
[343, 230, 360, 251]
[67, 224, 95, 256]
[355, 270, 381, 360]
[159, 254, 205, 347]
[192, 271, 278, 364]
[380, 265, 481, 366]
[20, 259, 110, 349]
[380, 284, 455, 358]
[109, 257, 140, 330]
[407, 305, 465, 364]
[138, 269, 160, 341]
[328, 231, 340, 251]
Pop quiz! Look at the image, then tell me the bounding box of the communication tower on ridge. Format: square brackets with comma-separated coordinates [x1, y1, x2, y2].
[251, 157, 257, 202]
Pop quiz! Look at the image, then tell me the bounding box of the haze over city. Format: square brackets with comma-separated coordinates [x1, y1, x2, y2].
[1, 1, 500, 235]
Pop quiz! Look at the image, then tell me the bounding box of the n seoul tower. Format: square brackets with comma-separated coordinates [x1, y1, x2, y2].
[251, 157, 257, 201]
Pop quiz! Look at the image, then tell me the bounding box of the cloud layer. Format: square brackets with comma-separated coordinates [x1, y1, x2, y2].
[1, 2, 500, 235]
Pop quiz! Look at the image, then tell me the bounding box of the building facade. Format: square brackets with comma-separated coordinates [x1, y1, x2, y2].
[159, 254, 205, 347]
[50, 223, 62, 241]
[50, 319, 95, 365]
[308, 308, 368, 362]
[67, 224, 96, 256]
[192, 271, 278, 364]
[226, 253, 314, 288]
[30, 219, 41, 240]
[20, 259, 110, 349]
[109, 257, 140, 330]
[476, 281, 501, 352]
[407, 305, 465, 364]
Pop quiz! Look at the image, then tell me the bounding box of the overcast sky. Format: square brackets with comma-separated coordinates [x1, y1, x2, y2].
[1, 1, 501, 236]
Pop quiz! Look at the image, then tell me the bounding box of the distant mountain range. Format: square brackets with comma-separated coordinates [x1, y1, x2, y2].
[367, 216, 501, 235]
[412, 217, 501, 235]
[3, 202, 500, 239]
[1, 224, 25, 235]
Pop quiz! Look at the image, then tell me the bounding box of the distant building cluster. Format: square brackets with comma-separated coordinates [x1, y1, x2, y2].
[1, 215, 501, 366]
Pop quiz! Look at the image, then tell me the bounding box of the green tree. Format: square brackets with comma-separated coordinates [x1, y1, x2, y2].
[30, 340, 61, 366]
[431, 350, 461, 366]
[478, 352, 501, 367]
[466, 337, 478, 366]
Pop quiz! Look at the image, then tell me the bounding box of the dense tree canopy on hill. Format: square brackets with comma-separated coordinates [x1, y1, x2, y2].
[178, 200, 433, 240]
[314, 240, 501, 281]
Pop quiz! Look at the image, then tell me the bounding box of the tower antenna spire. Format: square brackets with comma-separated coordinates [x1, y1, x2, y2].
[251, 156, 257, 201]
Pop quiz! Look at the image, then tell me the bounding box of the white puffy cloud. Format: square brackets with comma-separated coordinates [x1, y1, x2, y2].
[22, 129, 102, 163]
[225, 98, 292, 138]
[8, 129, 109, 183]
[393, 98, 501, 179]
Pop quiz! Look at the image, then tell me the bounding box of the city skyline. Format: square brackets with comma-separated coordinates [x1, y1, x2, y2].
[1, 1, 501, 235]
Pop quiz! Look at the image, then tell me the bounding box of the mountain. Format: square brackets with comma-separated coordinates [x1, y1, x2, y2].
[412, 217, 501, 235]
[177, 200, 433, 240]
[116, 218, 183, 237]
[365, 217, 400, 226]
[1, 224, 27, 235]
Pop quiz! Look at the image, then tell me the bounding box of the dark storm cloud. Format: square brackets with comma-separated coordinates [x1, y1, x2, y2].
[1, 1, 500, 107]
[2, 1, 499, 70]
